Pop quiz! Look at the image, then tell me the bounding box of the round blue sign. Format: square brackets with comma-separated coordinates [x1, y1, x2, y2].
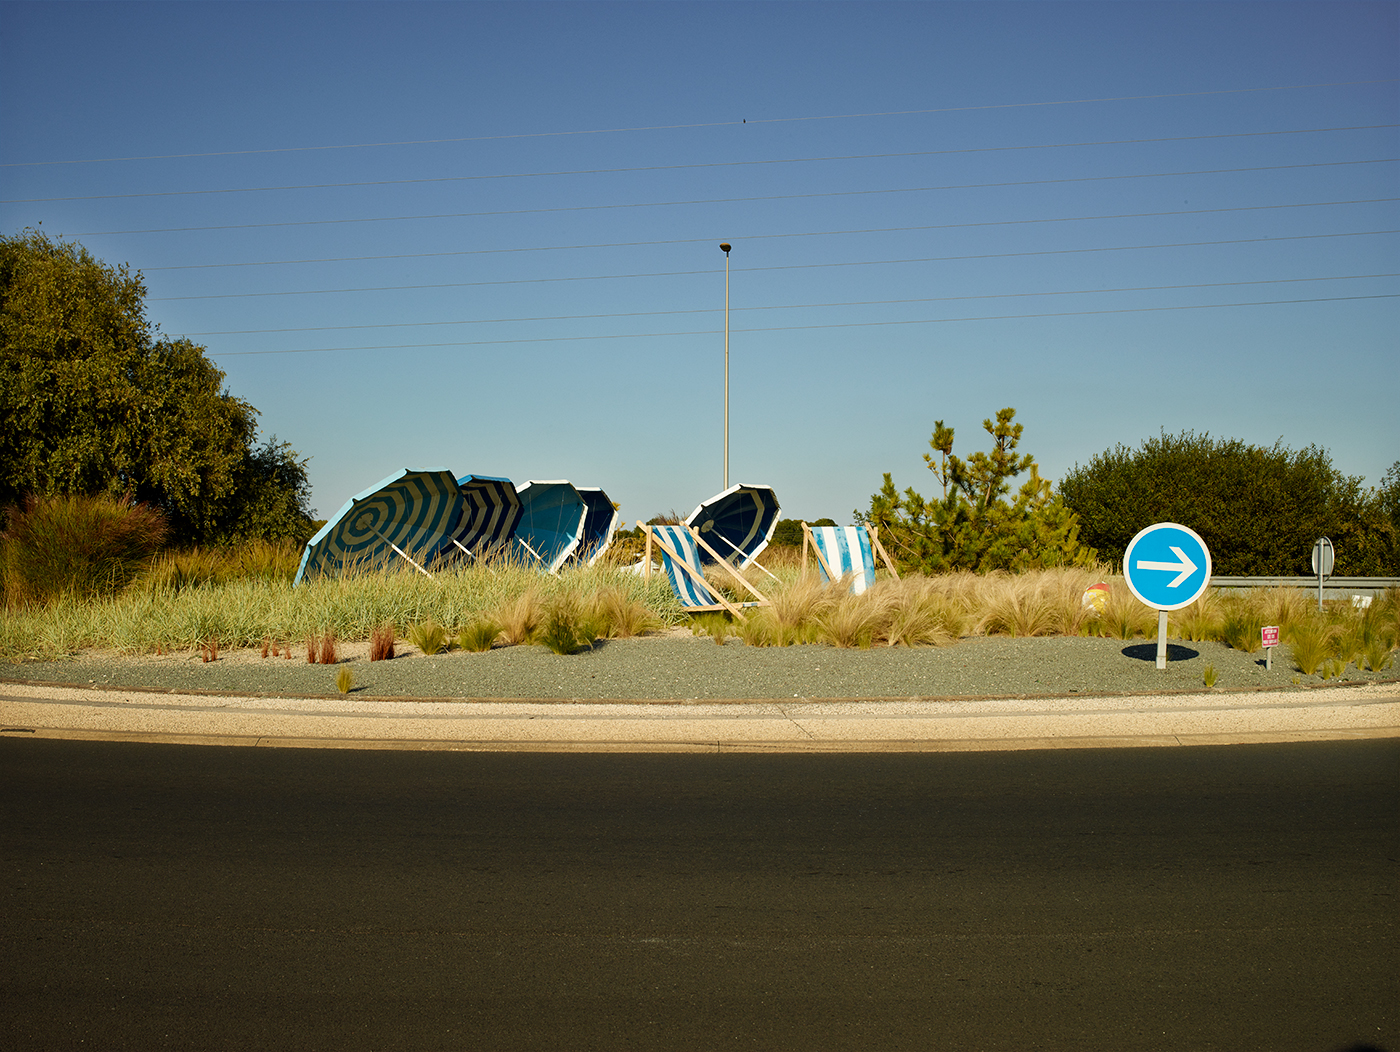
[1122, 522, 1212, 611]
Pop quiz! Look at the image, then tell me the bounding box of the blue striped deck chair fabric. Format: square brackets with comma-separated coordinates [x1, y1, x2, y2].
[640, 523, 769, 619]
[803, 523, 899, 594]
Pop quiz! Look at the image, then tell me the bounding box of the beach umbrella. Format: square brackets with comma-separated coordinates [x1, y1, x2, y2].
[685, 483, 781, 569]
[511, 480, 586, 573]
[444, 474, 523, 563]
[574, 487, 620, 566]
[294, 468, 464, 585]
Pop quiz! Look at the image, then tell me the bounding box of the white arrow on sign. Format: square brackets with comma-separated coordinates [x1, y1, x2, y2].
[1135, 546, 1198, 589]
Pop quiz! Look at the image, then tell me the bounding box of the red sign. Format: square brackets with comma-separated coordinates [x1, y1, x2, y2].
[1262, 625, 1280, 648]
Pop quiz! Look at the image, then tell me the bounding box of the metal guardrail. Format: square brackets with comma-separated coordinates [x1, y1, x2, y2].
[1211, 576, 1400, 595]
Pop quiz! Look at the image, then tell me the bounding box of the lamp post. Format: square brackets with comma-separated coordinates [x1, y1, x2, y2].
[720, 242, 731, 490]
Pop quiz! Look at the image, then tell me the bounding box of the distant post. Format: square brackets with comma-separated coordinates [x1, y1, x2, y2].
[1311, 537, 1334, 611]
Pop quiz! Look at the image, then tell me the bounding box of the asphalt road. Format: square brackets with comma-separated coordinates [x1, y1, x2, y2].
[2, 738, 1396, 1051]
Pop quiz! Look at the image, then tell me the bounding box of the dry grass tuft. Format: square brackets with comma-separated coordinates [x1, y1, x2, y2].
[369, 622, 395, 661]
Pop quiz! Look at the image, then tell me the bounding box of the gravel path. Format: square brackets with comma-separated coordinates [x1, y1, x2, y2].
[5, 631, 1396, 701]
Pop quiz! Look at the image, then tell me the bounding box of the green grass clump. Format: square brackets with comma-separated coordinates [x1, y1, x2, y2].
[1220, 609, 1263, 653]
[406, 620, 449, 656]
[1286, 615, 1336, 677]
[538, 604, 597, 655]
[3, 493, 167, 607]
[456, 620, 501, 653]
[1203, 664, 1217, 688]
[336, 666, 355, 694]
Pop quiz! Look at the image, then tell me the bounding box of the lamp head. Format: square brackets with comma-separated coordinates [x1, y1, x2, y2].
[719, 243, 731, 255]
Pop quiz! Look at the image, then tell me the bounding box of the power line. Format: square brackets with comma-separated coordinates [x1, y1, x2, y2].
[176, 273, 1398, 336]
[8, 124, 1393, 203]
[6, 78, 1393, 167]
[148, 230, 1400, 301]
[139, 198, 1400, 272]
[78, 158, 1398, 238]
[205, 294, 1400, 357]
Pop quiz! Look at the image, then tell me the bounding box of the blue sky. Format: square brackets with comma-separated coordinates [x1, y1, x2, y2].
[2, 1, 1396, 530]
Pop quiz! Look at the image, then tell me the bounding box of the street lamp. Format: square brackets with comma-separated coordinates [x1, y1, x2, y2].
[720, 242, 731, 490]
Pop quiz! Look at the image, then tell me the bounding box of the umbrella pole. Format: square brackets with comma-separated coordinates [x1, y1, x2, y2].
[707, 529, 781, 583]
[450, 537, 497, 576]
[515, 535, 558, 575]
[365, 525, 433, 578]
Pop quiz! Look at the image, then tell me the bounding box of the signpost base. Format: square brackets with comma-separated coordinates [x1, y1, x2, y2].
[1156, 610, 1169, 670]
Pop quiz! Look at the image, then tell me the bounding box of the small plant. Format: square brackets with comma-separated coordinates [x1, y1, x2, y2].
[1220, 610, 1263, 653]
[369, 623, 395, 661]
[591, 586, 658, 639]
[494, 591, 543, 646]
[456, 619, 501, 653]
[407, 620, 448, 656]
[201, 638, 219, 663]
[335, 666, 355, 694]
[1202, 664, 1217, 688]
[1286, 616, 1337, 676]
[319, 631, 338, 665]
[306, 634, 318, 664]
[691, 612, 732, 644]
[539, 605, 593, 655]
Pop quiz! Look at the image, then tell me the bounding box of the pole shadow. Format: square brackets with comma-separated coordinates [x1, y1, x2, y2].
[1121, 643, 1201, 662]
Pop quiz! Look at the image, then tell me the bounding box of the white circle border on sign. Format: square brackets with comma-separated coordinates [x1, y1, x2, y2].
[1121, 521, 1213, 612]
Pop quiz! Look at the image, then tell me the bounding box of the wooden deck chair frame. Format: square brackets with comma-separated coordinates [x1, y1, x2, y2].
[800, 522, 900, 583]
[638, 521, 770, 621]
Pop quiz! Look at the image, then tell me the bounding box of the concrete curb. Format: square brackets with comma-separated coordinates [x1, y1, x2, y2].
[3, 680, 1397, 753]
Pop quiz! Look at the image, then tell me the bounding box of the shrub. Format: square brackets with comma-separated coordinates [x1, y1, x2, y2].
[3, 493, 167, 607]
[494, 590, 543, 646]
[1220, 609, 1263, 653]
[539, 604, 595, 655]
[406, 620, 448, 656]
[456, 620, 501, 653]
[1286, 616, 1337, 676]
[590, 585, 658, 639]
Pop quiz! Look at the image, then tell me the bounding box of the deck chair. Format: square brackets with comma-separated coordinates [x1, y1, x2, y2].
[801, 523, 900, 594]
[638, 522, 770, 620]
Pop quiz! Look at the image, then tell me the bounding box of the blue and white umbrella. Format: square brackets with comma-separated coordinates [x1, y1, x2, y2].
[574, 487, 620, 566]
[445, 474, 523, 563]
[685, 484, 781, 569]
[511, 480, 586, 573]
[294, 468, 464, 585]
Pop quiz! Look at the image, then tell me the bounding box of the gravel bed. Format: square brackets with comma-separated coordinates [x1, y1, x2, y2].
[5, 632, 1396, 701]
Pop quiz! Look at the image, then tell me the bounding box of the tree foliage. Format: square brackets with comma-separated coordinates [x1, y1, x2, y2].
[861, 408, 1094, 573]
[0, 231, 313, 545]
[1059, 433, 1398, 576]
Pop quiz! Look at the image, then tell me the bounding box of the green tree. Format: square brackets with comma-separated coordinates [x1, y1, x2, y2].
[0, 230, 312, 545]
[1059, 433, 1395, 575]
[862, 408, 1093, 573]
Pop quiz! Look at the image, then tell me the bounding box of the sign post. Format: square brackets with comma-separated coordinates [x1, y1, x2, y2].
[1123, 522, 1213, 670]
[1311, 536, 1334, 611]
[1262, 624, 1279, 670]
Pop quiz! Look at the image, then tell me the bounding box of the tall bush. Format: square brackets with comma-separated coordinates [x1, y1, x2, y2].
[861, 408, 1095, 573]
[1059, 433, 1396, 575]
[2, 493, 167, 607]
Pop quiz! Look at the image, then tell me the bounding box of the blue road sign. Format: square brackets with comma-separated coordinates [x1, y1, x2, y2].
[1122, 522, 1212, 611]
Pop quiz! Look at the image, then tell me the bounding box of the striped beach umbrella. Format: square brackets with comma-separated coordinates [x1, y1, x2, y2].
[445, 474, 523, 563]
[294, 468, 464, 585]
[685, 484, 780, 569]
[574, 487, 620, 566]
[511, 480, 586, 573]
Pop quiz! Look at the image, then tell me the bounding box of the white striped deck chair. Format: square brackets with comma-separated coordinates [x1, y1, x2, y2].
[802, 523, 899, 594]
[638, 522, 770, 620]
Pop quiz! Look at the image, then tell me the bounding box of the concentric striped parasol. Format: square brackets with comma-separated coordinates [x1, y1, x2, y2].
[445, 474, 523, 563]
[294, 468, 465, 585]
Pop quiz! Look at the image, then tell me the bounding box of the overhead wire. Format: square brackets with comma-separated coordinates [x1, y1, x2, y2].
[138, 197, 1400, 272]
[7, 124, 1394, 204]
[205, 294, 1400, 357]
[149, 230, 1400, 301]
[76, 158, 1398, 238]
[4, 77, 1393, 167]
[177, 273, 1399, 336]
